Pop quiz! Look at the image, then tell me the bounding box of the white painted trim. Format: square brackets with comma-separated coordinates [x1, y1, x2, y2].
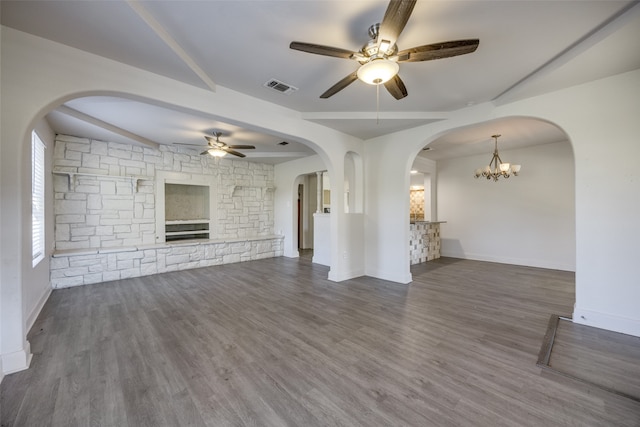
[56, 106, 159, 148]
[440, 250, 575, 272]
[327, 268, 365, 282]
[364, 268, 412, 285]
[1, 343, 33, 376]
[26, 285, 52, 333]
[573, 306, 640, 338]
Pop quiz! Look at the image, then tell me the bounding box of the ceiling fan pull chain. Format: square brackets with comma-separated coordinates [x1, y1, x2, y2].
[376, 83, 380, 125]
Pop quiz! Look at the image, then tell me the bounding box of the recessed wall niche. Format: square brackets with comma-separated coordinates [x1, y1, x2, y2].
[164, 183, 210, 241]
[156, 172, 216, 243]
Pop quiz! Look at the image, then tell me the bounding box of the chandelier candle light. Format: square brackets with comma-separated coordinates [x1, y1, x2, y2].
[474, 134, 521, 181]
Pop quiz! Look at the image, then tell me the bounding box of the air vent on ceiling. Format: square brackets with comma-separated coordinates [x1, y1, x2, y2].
[264, 79, 298, 95]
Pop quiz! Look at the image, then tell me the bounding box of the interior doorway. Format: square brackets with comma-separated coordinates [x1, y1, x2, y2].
[295, 174, 318, 261]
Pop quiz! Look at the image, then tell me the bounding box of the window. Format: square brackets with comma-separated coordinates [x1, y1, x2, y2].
[32, 131, 46, 266]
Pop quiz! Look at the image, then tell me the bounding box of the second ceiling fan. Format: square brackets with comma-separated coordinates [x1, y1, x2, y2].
[175, 132, 255, 158]
[290, 0, 479, 100]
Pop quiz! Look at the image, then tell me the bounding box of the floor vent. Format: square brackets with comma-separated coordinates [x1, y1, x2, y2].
[264, 79, 298, 95]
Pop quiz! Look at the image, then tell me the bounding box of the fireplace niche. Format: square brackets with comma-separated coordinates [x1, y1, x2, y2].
[155, 171, 216, 243]
[164, 183, 210, 241]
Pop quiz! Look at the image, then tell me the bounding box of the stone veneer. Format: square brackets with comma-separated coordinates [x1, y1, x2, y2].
[409, 189, 425, 221]
[51, 236, 283, 288]
[51, 134, 281, 288]
[409, 221, 443, 265]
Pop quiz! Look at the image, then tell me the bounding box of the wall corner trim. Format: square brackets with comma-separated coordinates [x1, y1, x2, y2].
[1, 344, 33, 377]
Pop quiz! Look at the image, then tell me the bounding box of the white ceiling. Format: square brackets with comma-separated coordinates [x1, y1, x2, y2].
[2, 0, 639, 162]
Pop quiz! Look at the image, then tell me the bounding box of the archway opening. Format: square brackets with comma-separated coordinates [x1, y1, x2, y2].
[408, 116, 576, 274]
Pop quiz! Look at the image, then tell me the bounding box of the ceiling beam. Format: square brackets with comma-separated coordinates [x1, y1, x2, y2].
[126, 1, 217, 92]
[300, 111, 449, 120]
[494, 0, 640, 104]
[242, 152, 311, 159]
[56, 106, 160, 149]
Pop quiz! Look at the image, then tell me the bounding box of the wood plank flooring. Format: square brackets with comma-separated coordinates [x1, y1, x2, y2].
[2, 257, 639, 426]
[545, 318, 640, 401]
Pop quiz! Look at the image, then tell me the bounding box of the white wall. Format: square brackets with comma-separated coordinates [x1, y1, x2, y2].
[312, 213, 331, 266]
[437, 141, 575, 271]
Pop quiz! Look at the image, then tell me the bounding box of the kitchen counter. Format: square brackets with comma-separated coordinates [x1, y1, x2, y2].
[409, 221, 445, 264]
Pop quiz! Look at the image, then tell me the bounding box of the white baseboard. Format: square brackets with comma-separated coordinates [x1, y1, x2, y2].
[440, 250, 575, 272]
[364, 267, 412, 284]
[26, 285, 52, 333]
[311, 256, 330, 266]
[573, 306, 640, 337]
[1, 343, 33, 377]
[327, 268, 365, 282]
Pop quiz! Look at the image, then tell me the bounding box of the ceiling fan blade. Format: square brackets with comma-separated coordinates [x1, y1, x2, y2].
[384, 74, 408, 100]
[225, 149, 246, 158]
[228, 145, 255, 150]
[378, 0, 417, 49]
[174, 142, 206, 147]
[320, 71, 359, 99]
[290, 42, 355, 59]
[397, 39, 479, 62]
[200, 150, 209, 155]
[204, 135, 217, 144]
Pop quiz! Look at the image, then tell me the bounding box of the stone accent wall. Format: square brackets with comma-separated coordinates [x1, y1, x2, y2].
[53, 134, 274, 249]
[51, 236, 283, 288]
[51, 134, 280, 287]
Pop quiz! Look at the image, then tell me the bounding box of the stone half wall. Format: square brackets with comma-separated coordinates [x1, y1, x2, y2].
[51, 134, 281, 287]
[409, 222, 442, 265]
[50, 236, 284, 288]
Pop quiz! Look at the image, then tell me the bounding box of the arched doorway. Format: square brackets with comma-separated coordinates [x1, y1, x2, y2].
[408, 117, 576, 272]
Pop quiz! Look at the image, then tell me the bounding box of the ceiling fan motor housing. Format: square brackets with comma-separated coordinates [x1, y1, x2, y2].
[363, 24, 397, 59]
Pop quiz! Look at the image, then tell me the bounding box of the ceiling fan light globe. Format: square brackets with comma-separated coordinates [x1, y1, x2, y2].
[208, 148, 227, 157]
[357, 59, 399, 85]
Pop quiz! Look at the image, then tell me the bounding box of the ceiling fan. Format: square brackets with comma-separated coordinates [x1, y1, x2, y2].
[290, 0, 479, 100]
[174, 132, 255, 158]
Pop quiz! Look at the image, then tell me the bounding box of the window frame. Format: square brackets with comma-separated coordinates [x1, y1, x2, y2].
[32, 131, 46, 266]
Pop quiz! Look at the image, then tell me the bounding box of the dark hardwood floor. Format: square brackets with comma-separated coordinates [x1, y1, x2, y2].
[2, 257, 639, 426]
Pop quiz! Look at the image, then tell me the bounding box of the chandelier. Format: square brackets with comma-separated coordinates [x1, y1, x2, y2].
[474, 134, 521, 181]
